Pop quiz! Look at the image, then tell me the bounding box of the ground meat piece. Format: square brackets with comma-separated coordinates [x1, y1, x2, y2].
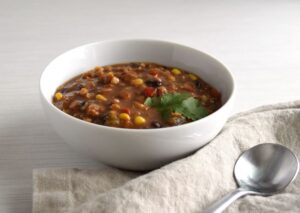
[86, 103, 104, 117]
[119, 89, 132, 100]
[157, 86, 167, 96]
[167, 113, 186, 126]
[69, 100, 81, 110]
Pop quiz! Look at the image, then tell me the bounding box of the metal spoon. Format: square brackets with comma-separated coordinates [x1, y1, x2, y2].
[204, 143, 299, 213]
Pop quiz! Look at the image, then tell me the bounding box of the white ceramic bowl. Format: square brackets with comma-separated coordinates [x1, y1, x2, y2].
[40, 39, 235, 171]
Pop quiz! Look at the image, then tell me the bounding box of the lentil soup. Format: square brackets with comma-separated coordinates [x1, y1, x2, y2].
[53, 62, 221, 129]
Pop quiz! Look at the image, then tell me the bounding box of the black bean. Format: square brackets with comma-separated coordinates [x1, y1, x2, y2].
[74, 83, 84, 91]
[145, 79, 162, 87]
[130, 62, 140, 68]
[151, 121, 162, 128]
[93, 114, 107, 125]
[79, 100, 86, 106]
[195, 80, 201, 89]
[79, 101, 88, 111]
[60, 88, 67, 93]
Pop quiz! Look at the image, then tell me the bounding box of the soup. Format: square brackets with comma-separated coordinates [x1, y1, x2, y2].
[53, 62, 221, 129]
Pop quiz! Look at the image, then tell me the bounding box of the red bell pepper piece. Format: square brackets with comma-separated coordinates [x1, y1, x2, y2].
[144, 87, 156, 97]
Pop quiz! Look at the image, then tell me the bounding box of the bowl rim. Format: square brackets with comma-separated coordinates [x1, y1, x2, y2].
[40, 38, 235, 133]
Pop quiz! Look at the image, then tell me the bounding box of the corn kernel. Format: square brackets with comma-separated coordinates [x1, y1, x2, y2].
[94, 66, 104, 72]
[79, 88, 88, 96]
[111, 103, 120, 110]
[171, 68, 182, 75]
[55, 92, 63, 101]
[107, 72, 114, 78]
[188, 73, 198, 80]
[119, 113, 131, 121]
[83, 117, 92, 122]
[201, 95, 208, 102]
[168, 75, 176, 81]
[112, 98, 120, 104]
[134, 102, 147, 110]
[96, 94, 107, 101]
[134, 116, 146, 125]
[131, 78, 144, 86]
[108, 110, 117, 118]
[86, 93, 94, 99]
[111, 76, 120, 84]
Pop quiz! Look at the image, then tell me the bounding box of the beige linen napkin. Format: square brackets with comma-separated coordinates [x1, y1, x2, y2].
[33, 101, 300, 213]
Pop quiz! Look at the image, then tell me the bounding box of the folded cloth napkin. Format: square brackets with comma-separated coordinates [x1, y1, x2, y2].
[33, 101, 300, 213]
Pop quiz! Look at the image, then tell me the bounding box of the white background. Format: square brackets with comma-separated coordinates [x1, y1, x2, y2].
[1, 0, 300, 212]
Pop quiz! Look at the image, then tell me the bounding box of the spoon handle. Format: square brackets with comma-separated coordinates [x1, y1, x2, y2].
[203, 188, 251, 213]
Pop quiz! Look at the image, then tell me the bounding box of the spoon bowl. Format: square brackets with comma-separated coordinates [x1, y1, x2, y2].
[235, 143, 299, 194]
[204, 143, 299, 213]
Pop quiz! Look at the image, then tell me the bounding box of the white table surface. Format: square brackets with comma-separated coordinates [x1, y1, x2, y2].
[1, 0, 300, 212]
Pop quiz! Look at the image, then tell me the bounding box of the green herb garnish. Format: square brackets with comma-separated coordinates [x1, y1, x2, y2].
[144, 92, 208, 121]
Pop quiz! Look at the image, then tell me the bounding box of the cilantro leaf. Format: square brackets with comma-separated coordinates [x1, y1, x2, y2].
[144, 93, 209, 121]
[160, 92, 190, 106]
[144, 97, 153, 106]
[179, 97, 208, 120]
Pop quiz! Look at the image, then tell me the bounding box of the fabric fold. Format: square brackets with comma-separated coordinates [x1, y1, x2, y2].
[33, 101, 300, 213]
